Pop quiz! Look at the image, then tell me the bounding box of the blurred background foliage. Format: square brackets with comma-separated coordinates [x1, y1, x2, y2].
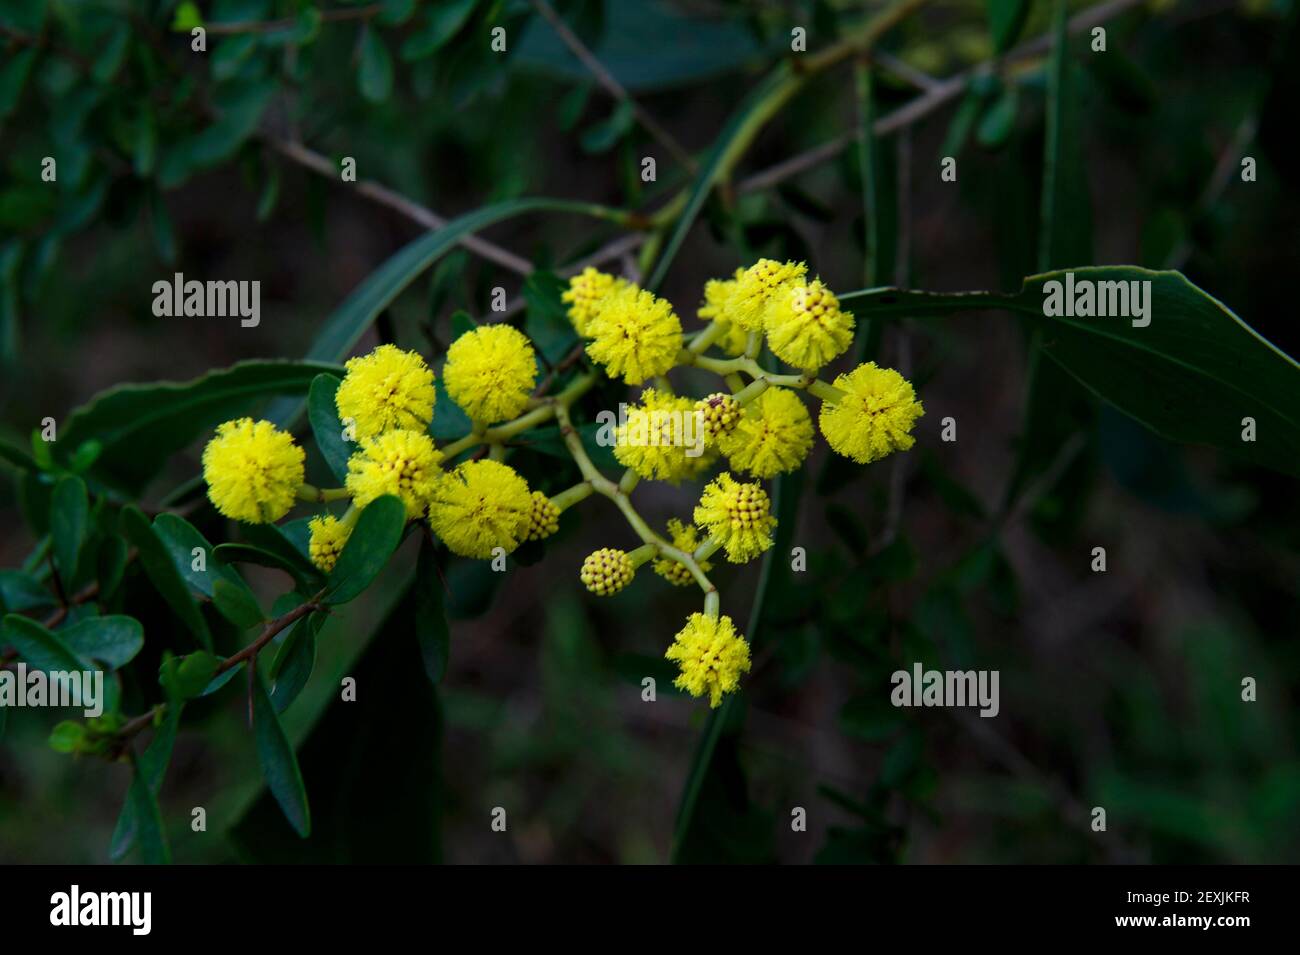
[2, 0, 1299, 863]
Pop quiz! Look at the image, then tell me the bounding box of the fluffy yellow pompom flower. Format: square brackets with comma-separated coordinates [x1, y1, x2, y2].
[765, 279, 855, 372]
[443, 324, 538, 425]
[427, 459, 533, 558]
[613, 387, 714, 484]
[653, 518, 712, 587]
[562, 267, 626, 336]
[579, 548, 635, 596]
[730, 258, 807, 332]
[719, 387, 813, 478]
[525, 490, 560, 542]
[345, 428, 443, 519]
[307, 514, 351, 573]
[693, 472, 776, 563]
[585, 286, 683, 385]
[665, 612, 752, 707]
[202, 418, 305, 524]
[334, 344, 436, 440]
[697, 269, 749, 357]
[818, 362, 925, 464]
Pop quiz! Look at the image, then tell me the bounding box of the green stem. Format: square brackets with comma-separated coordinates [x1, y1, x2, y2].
[551, 481, 595, 511]
[297, 484, 352, 503]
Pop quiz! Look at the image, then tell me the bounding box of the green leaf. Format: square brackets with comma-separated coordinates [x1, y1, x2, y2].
[62, 359, 340, 496]
[159, 650, 219, 701]
[171, 1, 203, 31]
[212, 578, 264, 630]
[326, 496, 406, 605]
[110, 703, 182, 861]
[60, 615, 144, 670]
[127, 755, 171, 864]
[647, 66, 803, 289]
[96, 535, 129, 600]
[840, 268, 1300, 477]
[358, 25, 394, 103]
[522, 270, 578, 365]
[1039, 0, 1091, 272]
[122, 507, 211, 650]
[0, 569, 52, 613]
[270, 612, 319, 713]
[307, 374, 352, 484]
[986, 0, 1031, 54]
[0, 48, 37, 118]
[0, 433, 37, 472]
[580, 100, 634, 153]
[1, 614, 88, 672]
[265, 199, 620, 428]
[152, 513, 251, 600]
[252, 669, 311, 837]
[976, 84, 1019, 149]
[401, 0, 478, 60]
[414, 536, 450, 684]
[213, 543, 318, 591]
[49, 721, 87, 753]
[49, 475, 88, 581]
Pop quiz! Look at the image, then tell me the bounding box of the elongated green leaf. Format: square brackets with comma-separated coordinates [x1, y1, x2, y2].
[213, 543, 317, 591]
[266, 199, 623, 427]
[401, 0, 477, 60]
[153, 512, 255, 600]
[110, 704, 182, 861]
[61, 360, 340, 495]
[60, 615, 144, 669]
[0, 568, 53, 613]
[358, 25, 393, 102]
[1039, 0, 1091, 272]
[127, 755, 171, 864]
[49, 475, 88, 581]
[236, 522, 321, 583]
[326, 496, 406, 604]
[213, 578, 264, 630]
[840, 268, 1300, 476]
[0, 434, 36, 472]
[159, 650, 219, 701]
[252, 669, 311, 837]
[1, 614, 88, 672]
[122, 507, 211, 649]
[986, 0, 1031, 54]
[270, 613, 319, 713]
[414, 536, 450, 684]
[307, 374, 352, 484]
[648, 66, 803, 290]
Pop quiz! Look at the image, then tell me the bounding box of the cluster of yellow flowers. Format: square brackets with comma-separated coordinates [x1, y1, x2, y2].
[201, 258, 923, 711]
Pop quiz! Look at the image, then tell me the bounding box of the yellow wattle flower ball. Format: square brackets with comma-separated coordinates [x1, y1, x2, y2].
[525, 490, 560, 542]
[665, 612, 752, 708]
[613, 387, 715, 484]
[818, 362, 925, 464]
[695, 392, 741, 442]
[307, 514, 351, 572]
[653, 518, 712, 587]
[730, 258, 807, 332]
[585, 285, 683, 385]
[427, 459, 533, 559]
[202, 418, 305, 524]
[765, 279, 855, 372]
[443, 324, 538, 425]
[719, 387, 813, 479]
[562, 267, 627, 337]
[579, 548, 635, 596]
[334, 344, 436, 441]
[693, 472, 776, 564]
[697, 269, 749, 357]
[345, 428, 443, 519]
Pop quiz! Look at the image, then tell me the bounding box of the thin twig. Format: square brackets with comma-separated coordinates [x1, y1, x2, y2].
[528, 0, 696, 171]
[205, 4, 384, 35]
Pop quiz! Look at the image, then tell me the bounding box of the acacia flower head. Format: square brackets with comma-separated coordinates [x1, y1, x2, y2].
[730, 258, 807, 332]
[653, 518, 712, 587]
[579, 547, 635, 596]
[443, 324, 538, 425]
[345, 428, 443, 519]
[666, 612, 752, 708]
[696, 392, 742, 442]
[308, 514, 351, 572]
[818, 362, 925, 464]
[719, 387, 813, 478]
[697, 269, 749, 356]
[334, 344, 436, 440]
[562, 267, 627, 336]
[585, 285, 683, 385]
[765, 279, 855, 372]
[693, 472, 776, 563]
[525, 490, 561, 542]
[613, 387, 714, 484]
[427, 459, 533, 558]
[202, 418, 305, 524]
